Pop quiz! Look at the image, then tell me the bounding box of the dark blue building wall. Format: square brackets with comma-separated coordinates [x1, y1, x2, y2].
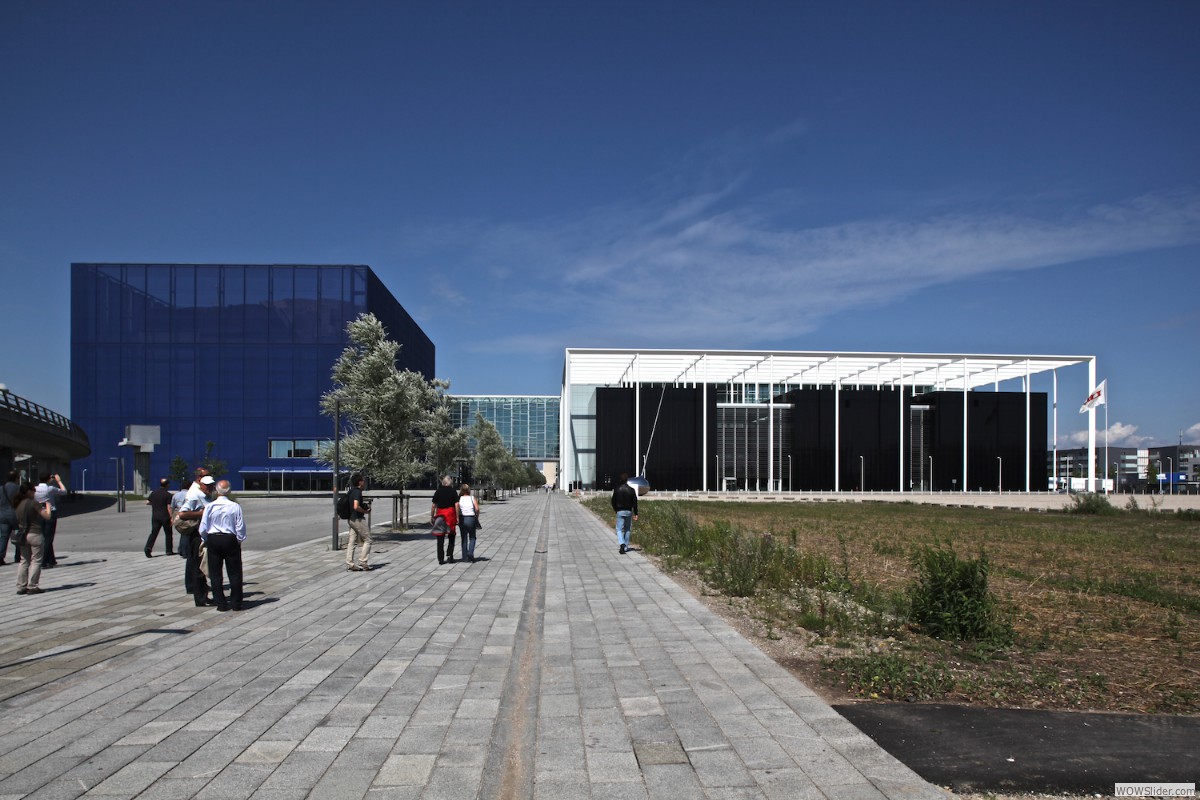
[71, 264, 433, 490]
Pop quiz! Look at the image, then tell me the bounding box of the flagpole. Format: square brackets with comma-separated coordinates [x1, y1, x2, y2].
[1105, 398, 1109, 494]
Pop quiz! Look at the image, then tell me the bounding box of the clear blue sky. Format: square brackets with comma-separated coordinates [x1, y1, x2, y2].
[4, 1, 1198, 449]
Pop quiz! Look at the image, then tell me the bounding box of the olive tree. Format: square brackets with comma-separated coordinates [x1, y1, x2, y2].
[470, 413, 510, 489]
[318, 313, 443, 487]
[420, 396, 470, 480]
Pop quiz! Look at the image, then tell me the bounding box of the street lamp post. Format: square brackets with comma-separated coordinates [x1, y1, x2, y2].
[997, 456, 1002, 494]
[108, 456, 125, 512]
[332, 398, 341, 551]
[787, 454, 792, 493]
[82, 468, 87, 493]
[1065, 455, 1072, 494]
[1168, 457, 1174, 496]
[859, 455, 864, 492]
[928, 455, 933, 492]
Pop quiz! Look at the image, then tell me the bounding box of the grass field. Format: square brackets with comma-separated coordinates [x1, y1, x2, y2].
[584, 496, 1200, 714]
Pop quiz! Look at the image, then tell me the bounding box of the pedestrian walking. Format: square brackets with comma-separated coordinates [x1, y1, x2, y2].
[199, 480, 247, 612]
[144, 478, 175, 557]
[457, 484, 479, 563]
[345, 473, 371, 571]
[176, 471, 214, 606]
[14, 483, 51, 594]
[431, 475, 458, 564]
[0, 470, 20, 566]
[34, 473, 65, 568]
[611, 472, 638, 554]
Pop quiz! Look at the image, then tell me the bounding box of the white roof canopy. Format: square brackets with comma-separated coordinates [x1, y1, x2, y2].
[564, 348, 1092, 392]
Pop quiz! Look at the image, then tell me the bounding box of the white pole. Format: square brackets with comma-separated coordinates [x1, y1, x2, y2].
[1087, 358, 1097, 493]
[1104, 396, 1110, 494]
[1025, 360, 1031, 492]
[834, 360, 841, 492]
[702, 356, 708, 491]
[962, 358, 969, 493]
[635, 354, 641, 477]
[1053, 370, 1058, 491]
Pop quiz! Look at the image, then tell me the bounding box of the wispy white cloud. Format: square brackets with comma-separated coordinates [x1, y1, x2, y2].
[388, 124, 1200, 358]
[1187, 422, 1200, 440]
[1059, 421, 1155, 448]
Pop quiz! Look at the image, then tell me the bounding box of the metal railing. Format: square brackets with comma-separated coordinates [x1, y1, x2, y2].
[0, 390, 90, 450]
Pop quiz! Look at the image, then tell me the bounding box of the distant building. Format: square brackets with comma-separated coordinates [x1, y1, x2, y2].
[71, 263, 432, 491]
[449, 396, 559, 462]
[1052, 444, 1200, 493]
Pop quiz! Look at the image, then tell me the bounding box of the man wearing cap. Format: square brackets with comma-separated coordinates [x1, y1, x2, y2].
[199, 479, 247, 612]
[176, 469, 214, 606]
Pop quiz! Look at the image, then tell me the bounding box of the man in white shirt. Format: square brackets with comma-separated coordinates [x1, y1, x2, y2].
[34, 473, 66, 568]
[199, 480, 247, 612]
[177, 471, 214, 606]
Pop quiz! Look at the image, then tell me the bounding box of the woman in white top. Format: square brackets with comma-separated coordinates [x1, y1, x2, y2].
[457, 484, 479, 563]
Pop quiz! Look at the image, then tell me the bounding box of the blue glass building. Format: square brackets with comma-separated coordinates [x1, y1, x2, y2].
[71, 264, 433, 491]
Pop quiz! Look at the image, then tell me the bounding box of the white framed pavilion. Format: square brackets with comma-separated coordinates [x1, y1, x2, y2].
[561, 348, 1099, 493]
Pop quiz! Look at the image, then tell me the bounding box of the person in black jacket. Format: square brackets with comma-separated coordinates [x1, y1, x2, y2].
[144, 478, 175, 557]
[431, 475, 459, 564]
[610, 472, 638, 554]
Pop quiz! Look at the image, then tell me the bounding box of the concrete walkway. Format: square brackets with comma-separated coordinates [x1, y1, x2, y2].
[0, 493, 946, 800]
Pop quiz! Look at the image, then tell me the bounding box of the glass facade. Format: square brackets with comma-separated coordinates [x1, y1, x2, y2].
[449, 396, 559, 462]
[71, 264, 433, 491]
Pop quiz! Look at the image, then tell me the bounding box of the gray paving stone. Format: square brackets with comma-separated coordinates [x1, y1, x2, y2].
[0, 494, 945, 800]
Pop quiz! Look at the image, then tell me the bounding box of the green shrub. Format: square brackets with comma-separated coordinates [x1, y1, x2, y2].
[1066, 492, 1119, 515]
[908, 543, 1012, 643]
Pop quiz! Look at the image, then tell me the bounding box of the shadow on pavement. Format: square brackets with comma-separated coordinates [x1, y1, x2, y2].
[57, 495, 121, 518]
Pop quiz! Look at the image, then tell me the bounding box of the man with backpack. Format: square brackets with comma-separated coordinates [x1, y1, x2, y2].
[342, 473, 371, 571]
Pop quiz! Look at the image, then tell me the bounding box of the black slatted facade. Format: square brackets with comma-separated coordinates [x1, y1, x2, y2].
[595, 386, 715, 491]
[921, 391, 1047, 492]
[595, 384, 1046, 492]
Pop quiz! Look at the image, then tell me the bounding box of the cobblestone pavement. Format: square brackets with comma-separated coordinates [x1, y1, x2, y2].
[0, 493, 946, 799]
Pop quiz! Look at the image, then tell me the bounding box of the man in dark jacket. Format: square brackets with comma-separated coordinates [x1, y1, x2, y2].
[145, 478, 175, 557]
[610, 472, 638, 554]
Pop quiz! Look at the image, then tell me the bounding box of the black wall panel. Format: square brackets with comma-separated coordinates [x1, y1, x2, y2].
[785, 389, 836, 490]
[596, 386, 716, 491]
[595, 388, 634, 490]
[838, 389, 902, 492]
[640, 387, 712, 491]
[922, 391, 1048, 491]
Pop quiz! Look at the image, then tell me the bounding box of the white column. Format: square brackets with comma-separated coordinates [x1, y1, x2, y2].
[962, 358, 969, 493]
[1088, 358, 1097, 492]
[1053, 369, 1059, 490]
[834, 358, 841, 492]
[1025, 361, 1031, 492]
[766, 359, 775, 491]
[899, 357, 905, 492]
[702, 355, 708, 492]
[562, 350, 573, 490]
[635, 354, 642, 476]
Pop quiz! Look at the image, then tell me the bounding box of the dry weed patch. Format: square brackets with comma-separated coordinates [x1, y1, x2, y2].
[585, 497, 1200, 713]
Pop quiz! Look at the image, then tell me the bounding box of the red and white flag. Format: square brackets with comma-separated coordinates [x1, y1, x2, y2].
[1080, 379, 1107, 413]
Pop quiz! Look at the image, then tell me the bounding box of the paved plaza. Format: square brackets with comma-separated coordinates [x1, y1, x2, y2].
[0, 492, 946, 799]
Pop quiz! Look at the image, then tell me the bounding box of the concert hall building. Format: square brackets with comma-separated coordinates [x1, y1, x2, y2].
[560, 348, 1101, 494]
[71, 263, 433, 491]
